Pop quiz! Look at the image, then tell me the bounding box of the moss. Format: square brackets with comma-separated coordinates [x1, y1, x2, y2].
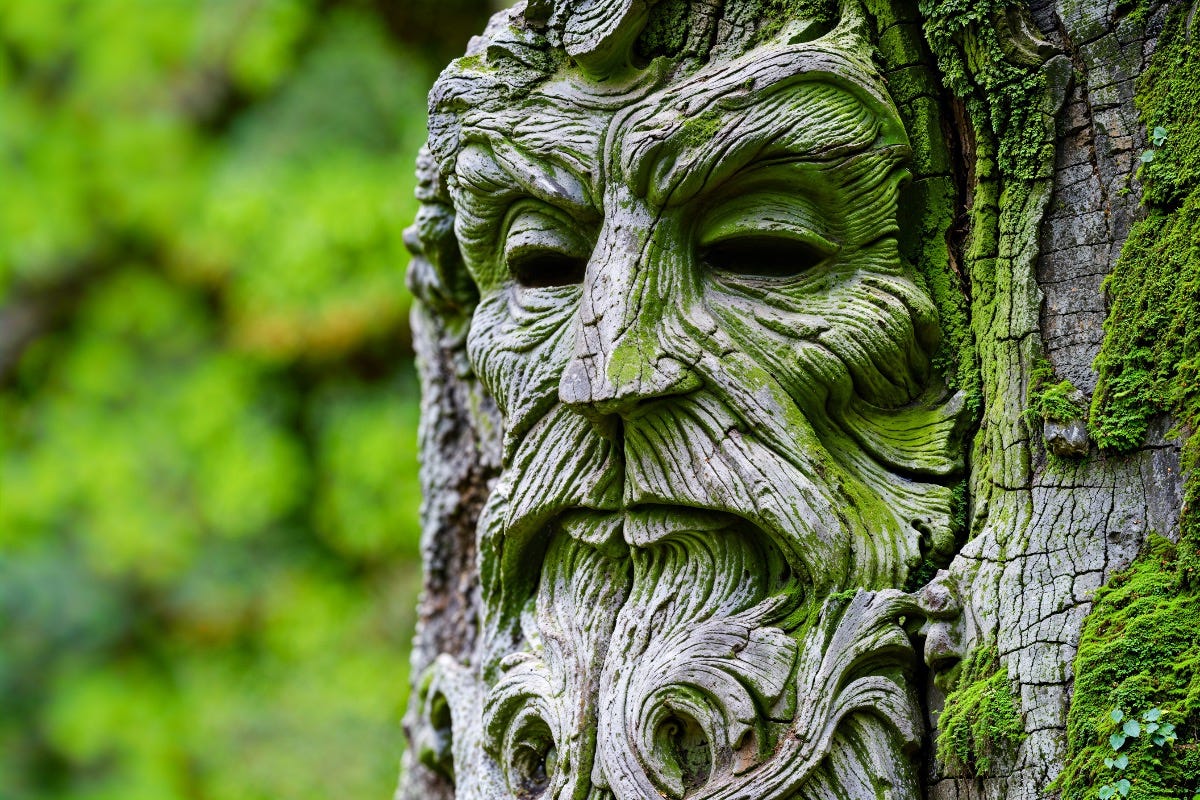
[1036, 380, 1085, 422]
[1028, 354, 1086, 424]
[903, 556, 940, 592]
[935, 645, 1026, 776]
[635, 0, 689, 59]
[866, 10, 981, 413]
[752, 0, 839, 42]
[1089, 203, 1199, 456]
[765, 0, 837, 21]
[678, 110, 723, 150]
[1056, 536, 1200, 800]
[1088, 2, 1200, 585]
[919, 0, 1052, 181]
[902, 175, 981, 414]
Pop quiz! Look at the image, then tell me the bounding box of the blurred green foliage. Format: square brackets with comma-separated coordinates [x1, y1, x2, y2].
[0, 1, 492, 797]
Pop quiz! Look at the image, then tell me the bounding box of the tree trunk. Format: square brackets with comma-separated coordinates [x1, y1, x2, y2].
[397, 2, 1196, 799]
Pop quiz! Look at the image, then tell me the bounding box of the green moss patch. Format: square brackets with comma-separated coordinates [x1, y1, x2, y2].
[936, 645, 1026, 776]
[919, 0, 1052, 181]
[1089, 1, 1200, 584]
[1029, 354, 1087, 424]
[1057, 536, 1200, 800]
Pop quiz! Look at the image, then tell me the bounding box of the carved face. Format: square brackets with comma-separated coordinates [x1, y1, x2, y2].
[412, 5, 965, 799]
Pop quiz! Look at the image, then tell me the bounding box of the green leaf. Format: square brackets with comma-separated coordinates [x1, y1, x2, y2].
[1114, 754, 1128, 770]
[1110, 733, 1127, 750]
[1122, 719, 1141, 737]
[1110, 708, 1124, 723]
[1144, 722, 1158, 735]
[1115, 779, 1130, 798]
[1140, 150, 1156, 163]
[1141, 707, 1162, 722]
[1098, 786, 1115, 800]
[1151, 126, 1168, 145]
[1104, 757, 1115, 768]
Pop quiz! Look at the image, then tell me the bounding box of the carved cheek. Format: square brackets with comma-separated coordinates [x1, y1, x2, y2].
[702, 249, 936, 411]
[467, 286, 581, 428]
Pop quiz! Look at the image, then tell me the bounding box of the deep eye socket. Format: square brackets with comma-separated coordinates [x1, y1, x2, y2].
[697, 190, 839, 282]
[505, 719, 558, 797]
[507, 245, 588, 288]
[700, 230, 838, 280]
[502, 204, 592, 289]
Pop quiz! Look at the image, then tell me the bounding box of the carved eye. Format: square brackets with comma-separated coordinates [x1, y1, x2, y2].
[509, 724, 558, 796]
[503, 205, 592, 289]
[701, 232, 835, 280]
[508, 248, 588, 288]
[698, 192, 839, 282]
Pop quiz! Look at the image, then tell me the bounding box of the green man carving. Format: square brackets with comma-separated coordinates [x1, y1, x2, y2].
[406, 2, 968, 798]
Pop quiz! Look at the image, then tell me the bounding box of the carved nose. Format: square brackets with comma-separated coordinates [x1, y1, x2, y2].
[559, 352, 701, 417]
[561, 210, 701, 416]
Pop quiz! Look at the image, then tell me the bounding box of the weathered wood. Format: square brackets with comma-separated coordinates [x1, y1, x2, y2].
[397, 2, 1187, 799]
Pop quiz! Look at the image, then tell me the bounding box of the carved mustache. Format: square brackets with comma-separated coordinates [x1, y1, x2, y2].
[492, 376, 905, 606]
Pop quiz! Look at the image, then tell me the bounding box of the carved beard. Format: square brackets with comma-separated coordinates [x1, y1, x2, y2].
[416, 13, 966, 800]
[469, 269, 945, 799]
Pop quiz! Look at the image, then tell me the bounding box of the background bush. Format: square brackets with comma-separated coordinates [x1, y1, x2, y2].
[0, 1, 493, 797]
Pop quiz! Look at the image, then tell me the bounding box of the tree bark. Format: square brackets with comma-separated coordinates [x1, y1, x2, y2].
[397, 3, 1191, 799]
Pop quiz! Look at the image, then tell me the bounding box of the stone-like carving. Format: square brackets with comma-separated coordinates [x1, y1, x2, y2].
[399, 1, 1189, 800]
[407, 3, 968, 797]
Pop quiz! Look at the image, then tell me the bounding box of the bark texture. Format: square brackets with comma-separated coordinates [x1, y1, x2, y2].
[397, 2, 1191, 799]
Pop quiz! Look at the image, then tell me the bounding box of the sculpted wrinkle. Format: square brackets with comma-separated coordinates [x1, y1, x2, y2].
[404, 3, 973, 799]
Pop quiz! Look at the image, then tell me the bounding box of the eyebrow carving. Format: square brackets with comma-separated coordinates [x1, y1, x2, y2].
[455, 139, 599, 223]
[610, 41, 909, 208]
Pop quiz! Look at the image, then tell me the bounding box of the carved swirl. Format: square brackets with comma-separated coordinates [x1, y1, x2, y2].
[596, 529, 797, 799]
[405, 2, 969, 798]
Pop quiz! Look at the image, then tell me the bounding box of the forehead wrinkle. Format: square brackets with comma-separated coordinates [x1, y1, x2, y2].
[649, 91, 887, 212]
[616, 64, 902, 210]
[453, 135, 598, 222]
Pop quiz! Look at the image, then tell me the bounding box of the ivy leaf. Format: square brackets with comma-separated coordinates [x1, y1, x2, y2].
[1152, 733, 1166, 746]
[1110, 733, 1127, 750]
[1158, 722, 1175, 735]
[1151, 126, 1168, 145]
[1115, 779, 1131, 797]
[1144, 721, 1159, 735]
[1122, 719, 1141, 738]
[1111, 709, 1125, 723]
[1114, 754, 1128, 770]
[1099, 785, 1115, 800]
[1141, 707, 1162, 722]
[1104, 757, 1115, 768]
[1140, 150, 1156, 163]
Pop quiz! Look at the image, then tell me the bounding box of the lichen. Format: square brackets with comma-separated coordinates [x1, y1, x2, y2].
[935, 645, 1026, 776]
[1056, 536, 1200, 800]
